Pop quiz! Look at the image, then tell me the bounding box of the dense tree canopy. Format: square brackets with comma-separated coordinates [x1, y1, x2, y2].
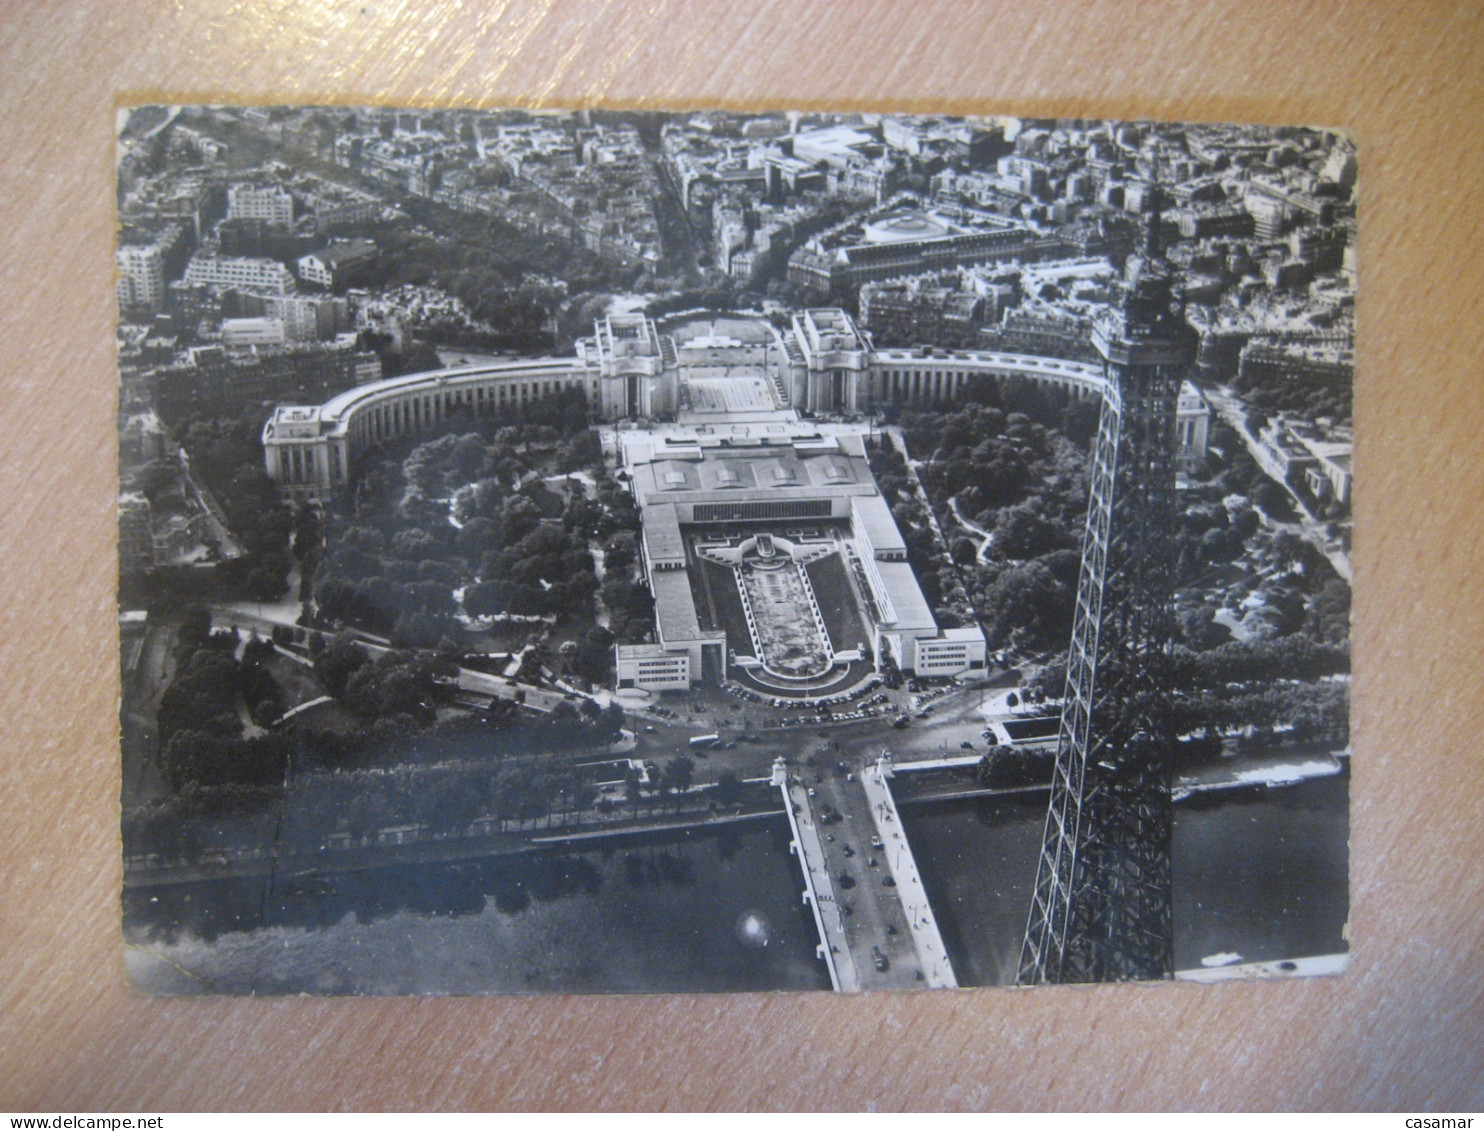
[156, 622, 290, 793]
[890, 377, 1349, 755]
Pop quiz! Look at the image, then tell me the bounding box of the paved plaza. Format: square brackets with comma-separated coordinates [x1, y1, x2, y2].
[683, 374, 780, 413]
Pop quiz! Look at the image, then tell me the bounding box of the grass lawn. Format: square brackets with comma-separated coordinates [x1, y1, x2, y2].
[522, 480, 567, 518]
[465, 621, 541, 652]
[693, 558, 753, 653]
[806, 552, 870, 654]
[287, 698, 364, 735]
[264, 652, 328, 709]
[547, 610, 602, 654]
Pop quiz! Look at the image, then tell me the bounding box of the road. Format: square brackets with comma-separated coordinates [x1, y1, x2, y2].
[156, 583, 1020, 781]
[649, 158, 708, 288]
[794, 760, 932, 988]
[205, 601, 587, 716]
[128, 597, 1038, 922]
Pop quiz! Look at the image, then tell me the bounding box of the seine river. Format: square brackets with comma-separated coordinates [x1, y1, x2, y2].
[898, 772, 1350, 986]
[125, 775, 1347, 995]
[126, 818, 832, 995]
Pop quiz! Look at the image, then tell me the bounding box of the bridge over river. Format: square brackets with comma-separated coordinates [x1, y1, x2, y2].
[776, 756, 956, 992]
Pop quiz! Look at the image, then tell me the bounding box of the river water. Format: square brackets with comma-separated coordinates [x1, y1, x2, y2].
[125, 775, 1347, 995]
[125, 818, 831, 996]
[898, 773, 1350, 986]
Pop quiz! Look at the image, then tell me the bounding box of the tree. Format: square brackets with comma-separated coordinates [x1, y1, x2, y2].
[315, 632, 370, 698]
[623, 765, 645, 814]
[596, 701, 626, 746]
[602, 531, 638, 576]
[979, 559, 1074, 651]
[977, 744, 1046, 788]
[713, 769, 743, 807]
[1306, 577, 1351, 645]
[662, 756, 694, 799]
[1252, 478, 1291, 517]
[291, 505, 322, 560]
[241, 634, 275, 666]
[571, 627, 615, 684]
[1231, 505, 1262, 540]
[499, 495, 544, 549]
[159, 728, 290, 793]
[176, 605, 213, 655]
[158, 649, 245, 741]
[424, 773, 484, 831]
[1201, 525, 1245, 563]
[390, 610, 455, 650]
[343, 653, 438, 723]
[455, 516, 498, 559]
[245, 564, 285, 601]
[391, 527, 443, 563]
[1178, 604, 1230, 651]
[993, 499, 1072, 561]
[473, 690, 514, 725]
[1271, 530, 1305, 572]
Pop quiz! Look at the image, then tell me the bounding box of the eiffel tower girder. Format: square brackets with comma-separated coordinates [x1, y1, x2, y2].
[1019, 202, 1195, 985]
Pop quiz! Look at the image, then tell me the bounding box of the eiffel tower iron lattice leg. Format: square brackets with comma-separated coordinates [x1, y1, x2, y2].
[1019, 198, 1193, 985]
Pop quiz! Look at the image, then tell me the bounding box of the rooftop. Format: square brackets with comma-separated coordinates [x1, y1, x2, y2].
[307, 240, 378, 266]
[874, 560, 937, 632]
[290, 357, 588, 433]
[651, 569, 706, 642]
[860, 210, 960, 245]
[628, 437, 875, 505]
[849, 495, 906, 556]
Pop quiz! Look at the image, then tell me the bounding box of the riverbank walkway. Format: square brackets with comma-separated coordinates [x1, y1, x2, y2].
[124, 798, 785, 889]
[1172, 748, 1346, 799]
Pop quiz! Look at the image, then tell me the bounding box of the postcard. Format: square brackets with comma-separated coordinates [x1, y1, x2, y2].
[117, 106, 1352, 994]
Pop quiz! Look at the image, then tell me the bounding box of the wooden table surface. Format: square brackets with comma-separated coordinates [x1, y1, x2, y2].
[1, 0, 1481, 1112]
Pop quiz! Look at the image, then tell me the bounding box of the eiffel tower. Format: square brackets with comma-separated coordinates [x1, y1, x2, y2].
[1018, 193, 1196, 984]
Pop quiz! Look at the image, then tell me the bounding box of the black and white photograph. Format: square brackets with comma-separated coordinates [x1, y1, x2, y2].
[116, 106, 1353, 996]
